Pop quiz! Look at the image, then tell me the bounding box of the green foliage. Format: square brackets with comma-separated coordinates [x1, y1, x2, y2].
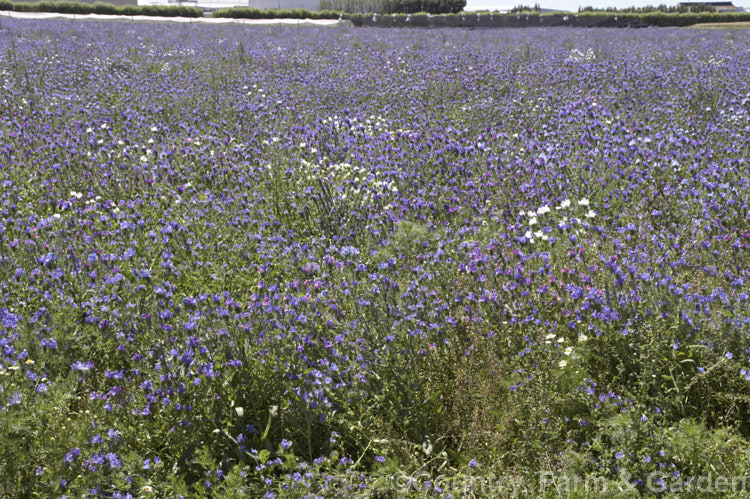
[2, 18, 750, 499]
[579, 3, 718, 13]
[0, 0, 203, 17]
[213, 0, 465, 18]
[349, 11, 750, 27]
[510, 3, 541, 13]
[318, 0, 465, 14]
[212, 7, 341, 19]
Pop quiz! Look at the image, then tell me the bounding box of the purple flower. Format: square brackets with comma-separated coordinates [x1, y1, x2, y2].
[63, 448, 81, 464]
[1, 309, 18, 329]
[8, 392, 21, 406]
[106, 453, 122, 469]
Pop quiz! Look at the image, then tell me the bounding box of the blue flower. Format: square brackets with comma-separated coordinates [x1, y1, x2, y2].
[1, 309, 18, 329]
[63, 448, 81, 464]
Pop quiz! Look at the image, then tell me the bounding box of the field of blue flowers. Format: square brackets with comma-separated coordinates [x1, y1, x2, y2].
[1, 19, 749, 497]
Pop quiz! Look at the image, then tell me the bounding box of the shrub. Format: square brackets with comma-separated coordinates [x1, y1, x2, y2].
[3, 1, 203, 18]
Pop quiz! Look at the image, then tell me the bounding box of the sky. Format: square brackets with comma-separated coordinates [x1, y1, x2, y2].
[464, 0, 749, 12]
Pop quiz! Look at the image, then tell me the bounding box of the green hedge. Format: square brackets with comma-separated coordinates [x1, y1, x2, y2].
[4, 1, 747, 25]
[211, 7, 341, 19]
[344, 10, 750, 27]
[318, 0, 465, 14]
[578, 10, 750, 26]
[0, 0, 203, 17]
[212, 1, 465, 18]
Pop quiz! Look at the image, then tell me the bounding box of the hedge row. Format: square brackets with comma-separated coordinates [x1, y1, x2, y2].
[212, 1, 464, 18]
[347, 11, 750, 27]
[349, 12, 618, 27]
[317, 0, 381, 14]
[211, 9, 750, 27]
[211, 8, 342, 19]
[579, 4, 717, 13]
[577, 10, 750, 26]
[2, 1, 748, 26]
[0, 0, 203, 17]
[318, 0, 465, 14]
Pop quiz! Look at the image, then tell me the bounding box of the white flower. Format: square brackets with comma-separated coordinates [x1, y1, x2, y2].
[564, 347, 573, 356]
[86, 127, 94, 134]
[534, 230, 543, 238]
[70, 191, 83, 199]
[536, 205, 551, 215]
[558, 360, 568, 368]
[579, 334, 588, 342]
[560, 199, 571, 209]
[100, 123, 108, 129]
[545, 334, 556, 340]
[578, 198, 589, 206]
[529, 217, 538, 226]
[150, 126, 158, 132]
[585, 209, 596, 218]
[524, 230, 534, 241]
